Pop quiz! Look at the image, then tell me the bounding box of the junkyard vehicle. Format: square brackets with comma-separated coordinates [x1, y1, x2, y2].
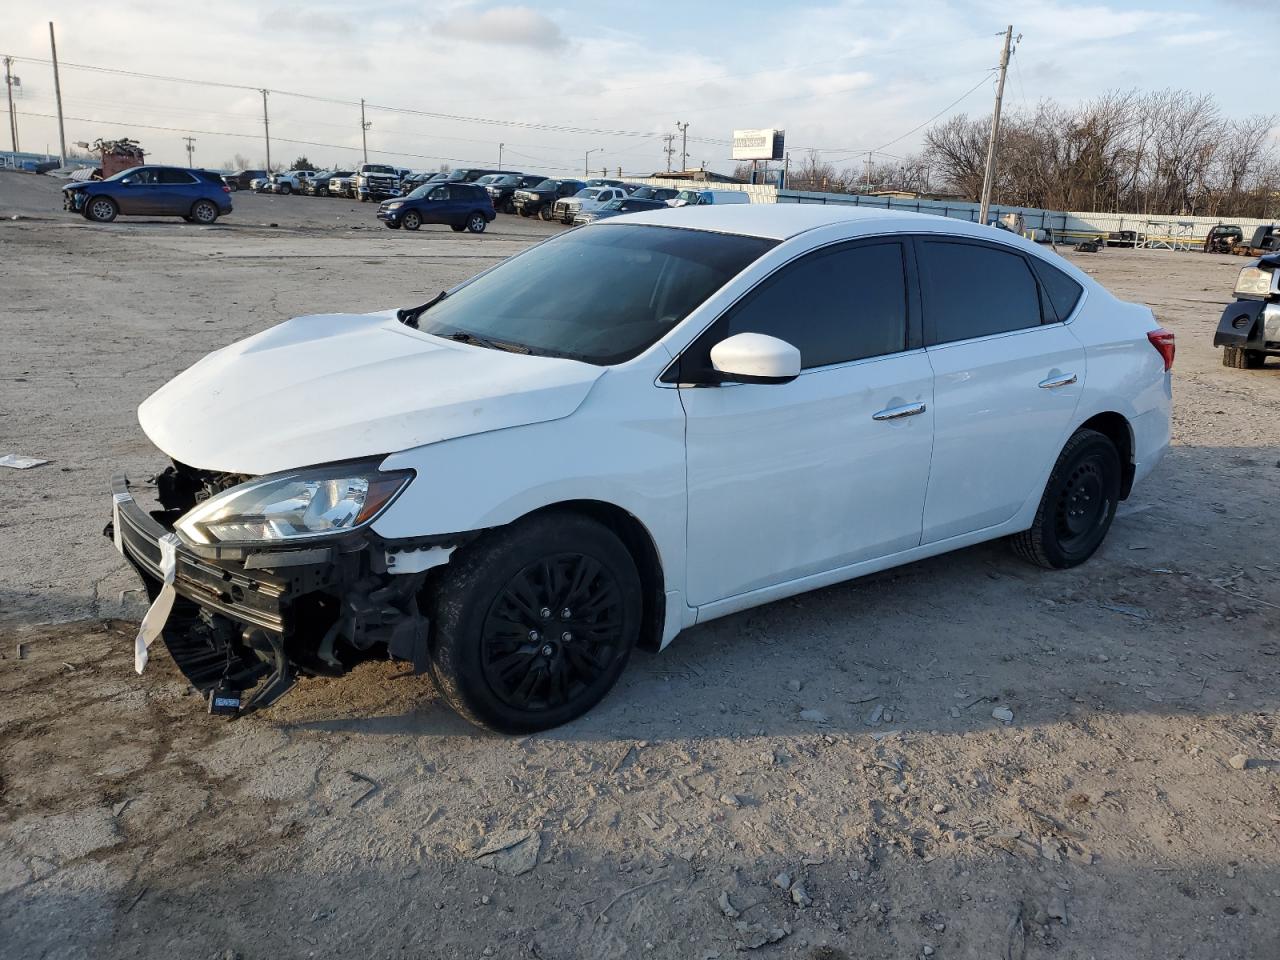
[628, 185, 679, 203]
[1214, 252, 1280, 369]
[512, 178, 585, 220]
[109, 205, 1172, 732]
[669, 188, 750, 207]
[355, 163, 401, 202]
[442, 168, 508, 183]
[250, 175, 272, 193]
[303, 170, 352, 197]
[63, 166, 232, 223]
[222, 169, 268, 191]
[377, 182, 495, 233]
[554, 186, 628, 224]
[485, 173, 541, 214]
[583, 178, 624, 188]
[573, 196, 670, 225]
[328, 173, 354, 198]
[1204, 224, 1244, 254]
[269, 169, 316, 194]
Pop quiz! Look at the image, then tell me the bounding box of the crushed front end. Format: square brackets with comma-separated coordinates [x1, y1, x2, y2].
[105, 462, 457, 715]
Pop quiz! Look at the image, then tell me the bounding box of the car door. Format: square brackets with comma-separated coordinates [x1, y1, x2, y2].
[115, 167, 157, 214]
[678, 238, 935, 606]
[916, 236, 1086, 544]
[153, 168, 199, 214]
[424, 184, 450, 224]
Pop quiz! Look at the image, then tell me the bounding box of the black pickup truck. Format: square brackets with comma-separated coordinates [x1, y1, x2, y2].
[486, 173, 546, 214]
[512, 178, 586, 221]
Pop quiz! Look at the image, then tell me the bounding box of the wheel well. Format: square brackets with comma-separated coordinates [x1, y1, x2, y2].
[523, 500, 666, 653]
[1078, 412, 1135, 499]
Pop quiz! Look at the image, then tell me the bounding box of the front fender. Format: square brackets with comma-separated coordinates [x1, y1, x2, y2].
[1213, 299, 1268, 350]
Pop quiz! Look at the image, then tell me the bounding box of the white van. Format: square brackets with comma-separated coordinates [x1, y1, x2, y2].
[667, 188, 751, 207]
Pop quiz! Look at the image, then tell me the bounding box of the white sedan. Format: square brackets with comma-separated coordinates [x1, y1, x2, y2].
[110, 205, 1172, 731]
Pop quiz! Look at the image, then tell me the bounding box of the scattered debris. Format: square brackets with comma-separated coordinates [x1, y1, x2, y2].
[718, 891, 741, 919]
[595, 876, 665, 924]
[345, 770, 380, 808]
[720, 793, 742, 809]
[992, 706, 1015, 723]
[867, 704, 885, 726]
[0, 454, 50, 469]
[799, 708, 828, 724]
[1100, 603, 1152, 620]
[734, 921, 790, 950]
[932, 803, 949, 814]
[785, 679, 803, 692]
[1229, 754, 1250, 771]
[772, 872, 793, 891]
[789, 883, 812, 908]
[473, 830, 540, 876]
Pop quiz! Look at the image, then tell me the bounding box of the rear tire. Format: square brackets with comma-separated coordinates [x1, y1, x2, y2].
[1011, 428, 1121, 570]
[427, 512, 642, 733]
[1223, 346, 1265, 369]
[190, 200, 219, 224]
[85, 196, 117, 223]
[467, 212, 487, 233]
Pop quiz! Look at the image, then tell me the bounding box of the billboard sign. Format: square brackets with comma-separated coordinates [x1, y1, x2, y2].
[732, 128, 785, 161]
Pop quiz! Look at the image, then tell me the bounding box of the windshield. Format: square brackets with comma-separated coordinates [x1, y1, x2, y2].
[416, 224, 776, 365]
[407, 184, 433, 199]
[474, 174, 499, 185]
[531, 179, 558, 191]
[676, 190, 700, 203]
[600, 199, 626, 211]
[104, 166, 146, 182]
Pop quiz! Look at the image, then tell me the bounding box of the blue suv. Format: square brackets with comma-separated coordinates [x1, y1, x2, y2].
[62, 166, 233, 224]
[378, 182, 495, 233]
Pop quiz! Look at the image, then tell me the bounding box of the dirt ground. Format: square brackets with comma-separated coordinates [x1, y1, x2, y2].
[1, 170, 1278, 960]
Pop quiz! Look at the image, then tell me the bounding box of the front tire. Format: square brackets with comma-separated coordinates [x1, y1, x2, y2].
[1223, 346, 1265, 369]
[1011, 428, 1121, 570]
[401, 210, 421, 231]
[538, 204, 554, 222]
[85, 196, 117, 223]
[280, 183, 292, 195]
[428, 512, 642, 733]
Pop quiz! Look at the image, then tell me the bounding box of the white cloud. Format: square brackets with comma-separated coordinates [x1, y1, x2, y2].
[435, 5, 568, 50]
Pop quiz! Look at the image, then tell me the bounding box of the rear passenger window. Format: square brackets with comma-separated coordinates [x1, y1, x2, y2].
[1031, 258, 1084, 322]
[156, 169, 197, 184]
[922, 240, 1042, 344]
[725, 242, 909, 369]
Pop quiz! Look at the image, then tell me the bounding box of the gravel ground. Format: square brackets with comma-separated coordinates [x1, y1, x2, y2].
[1, 170, 1278, 960]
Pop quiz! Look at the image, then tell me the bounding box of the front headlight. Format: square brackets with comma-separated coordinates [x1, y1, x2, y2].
[175, 463, 413, 545]
[387, 201, 404, 209]
[1235, 265, 1275, 298]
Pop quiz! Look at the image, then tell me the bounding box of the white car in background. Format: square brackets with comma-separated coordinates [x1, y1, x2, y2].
[269, 169, 317, 195]
[249, 175, 273, 193]
[109, 205, 1172, 732]
[553, 185, 628, 224]
[668, 188, 752, 207]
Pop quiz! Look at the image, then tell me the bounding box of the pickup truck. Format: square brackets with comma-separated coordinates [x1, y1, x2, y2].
[269, 169, 317, 195]
[553, 185, 628, 224]
[354, 163, 402, 202]
[512, 178, 585, 221]
[1215, 252, 1280, 369]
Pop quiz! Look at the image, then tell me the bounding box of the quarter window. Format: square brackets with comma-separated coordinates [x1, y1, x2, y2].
[722, 242, 910, 369]
[1031, 258, 1084, 323]
[922, 240, 1042, 344]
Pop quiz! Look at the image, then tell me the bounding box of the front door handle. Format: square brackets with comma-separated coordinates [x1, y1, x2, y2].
[872, 402, 927, 421]
[1039, 373, 1078, 389]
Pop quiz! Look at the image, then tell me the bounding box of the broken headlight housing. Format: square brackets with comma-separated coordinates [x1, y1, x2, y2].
[1235, 265, 1276, 299]
[175, 462, 412, 546]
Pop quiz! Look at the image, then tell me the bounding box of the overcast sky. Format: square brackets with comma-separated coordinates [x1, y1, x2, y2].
[4, 0, 1276, 175]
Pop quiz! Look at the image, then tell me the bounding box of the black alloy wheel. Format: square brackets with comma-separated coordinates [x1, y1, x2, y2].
[1012, 428, 1120, 569]
[428, 512, 642, 732]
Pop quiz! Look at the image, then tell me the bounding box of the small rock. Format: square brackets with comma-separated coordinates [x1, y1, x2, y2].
[772, 871, 793, 891]
[923, 946, 935, 957]
[991, 706, 1014, 723]
[1229, 754, 1250, 770]
[786, 679, 803, 692]
[790, 883, 812, 907]
[482, 949, 494, 958]
[933, 922, 946, 932]
[949, 706, 961, 719]
[799, 708, 827, 724]
[867, 704, 884, 726]
[480, 894, 491, 905]
[932, 803, 948, 814]
[719, 793, 741, 808]
[1094, 653, 1110, 663]
[1046, 896, 1068, 923]
[717, 890, 740, 919]
[868, 901, 883, 914]
[473, 829, 540, 876]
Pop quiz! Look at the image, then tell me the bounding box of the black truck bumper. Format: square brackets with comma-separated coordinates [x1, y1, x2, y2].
[1213, 298, 1278, 351]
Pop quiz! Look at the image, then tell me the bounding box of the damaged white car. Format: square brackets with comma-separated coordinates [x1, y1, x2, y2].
[109, 205, 1172, 731]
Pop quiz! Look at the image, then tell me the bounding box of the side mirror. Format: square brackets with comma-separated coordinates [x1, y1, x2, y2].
[709, 333, 801, 385]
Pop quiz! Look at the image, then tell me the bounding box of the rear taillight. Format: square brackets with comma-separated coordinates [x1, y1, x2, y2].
[222, 185, 231, 193]
[1147, 327, 1175, 371]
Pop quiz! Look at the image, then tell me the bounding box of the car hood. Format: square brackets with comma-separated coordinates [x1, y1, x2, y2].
[138, 311, 605, 475]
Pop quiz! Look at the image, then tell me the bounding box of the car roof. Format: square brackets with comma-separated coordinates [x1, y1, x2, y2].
[613, 203, 1003, 242]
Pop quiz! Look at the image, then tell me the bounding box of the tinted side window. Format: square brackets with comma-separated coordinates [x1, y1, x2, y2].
[724, 242, 909, 369]
[922, 241, 1041, 344]
[157, 169, 197, 184]
[1031, 258, 1084, 322]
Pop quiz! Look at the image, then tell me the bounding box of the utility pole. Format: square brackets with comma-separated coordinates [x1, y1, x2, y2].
[864, 151, 873, 191]
[676, 121, 689, 172]
[48, 22, 67, 165]
[183, 137, 196, 167]
[584, 147, 601, 177]
[360, 99, 371, 163]
[4, 56, 19, 154]
[662, 133, 675, 172]
[782, 152, 790, 190]
[260, 89, 271, 171]
[978, 25, 1017, 226]
[498, 141, 503, 170]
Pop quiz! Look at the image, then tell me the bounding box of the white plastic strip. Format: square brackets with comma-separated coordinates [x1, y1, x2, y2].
[134, 533, 181, 674]
[111, 492, 130, 555]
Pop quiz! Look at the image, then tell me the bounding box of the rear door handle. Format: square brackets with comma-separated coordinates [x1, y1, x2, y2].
[1038, 373, 1078, 389]
[872, 402, 927, 421]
